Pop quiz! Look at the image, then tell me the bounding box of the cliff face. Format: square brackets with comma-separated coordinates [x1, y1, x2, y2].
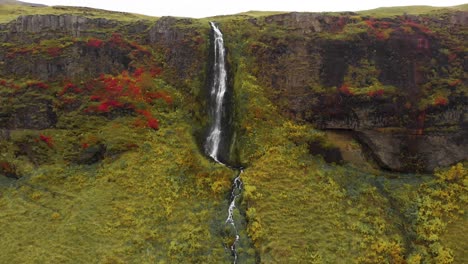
[225, 11, 467, 172]
[0, 15, 206, 84]
[0, 11, 466, 172]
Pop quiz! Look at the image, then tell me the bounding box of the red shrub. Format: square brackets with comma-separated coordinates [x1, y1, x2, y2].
[146, 91, 173, 104]
[85, 70, 168, 130]
[375, 31, 387, 40]
[39, 134, 53, 148]
[58, 82, 81, 96]
[136, 109, 159, 130]
[133, 67, 145, 78]
[368, 89, 384, 97]
[81, 143, 89, 149]
[90, 95, 101, 101]
[109, 33, 126, 48]
[448, 53, 457, 62]
[338, 84, 353, 95]
[147, 117, 159, 130]
[449, 79, 461, 87]
[27, 81, 49, 89]
[87, 38, 104, 48]
[47, 47, 62, 57]
[434, 96, 448, 106]
[150, 67, 162, 77]
[97, 100, 123, 112]
[403, 20, 431, 34]
[365, 20, 375, 28]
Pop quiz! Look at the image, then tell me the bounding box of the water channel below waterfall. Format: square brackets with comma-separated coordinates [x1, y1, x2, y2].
[205, 22, 244, 263]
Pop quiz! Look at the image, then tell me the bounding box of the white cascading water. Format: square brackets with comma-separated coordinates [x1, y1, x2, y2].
[205, 22, 228, 163]
[225, 171, 242, 263]
[205, 22, 243, 264]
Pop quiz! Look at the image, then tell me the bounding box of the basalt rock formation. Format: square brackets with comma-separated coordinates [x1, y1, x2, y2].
[0, 10, 466, 172]
[240, 12, 467, 172]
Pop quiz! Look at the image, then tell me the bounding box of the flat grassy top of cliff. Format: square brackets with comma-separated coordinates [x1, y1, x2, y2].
[0, 3, 157, 24]
[358, 4, 468, 17]
[235, 10, 288, 17]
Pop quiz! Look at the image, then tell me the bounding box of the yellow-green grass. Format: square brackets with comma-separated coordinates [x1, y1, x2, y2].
[0, 79, 236, 263]
[0, 4, 157, 24]
[233, 58, 467, 262]
[358, 5, 468, 17]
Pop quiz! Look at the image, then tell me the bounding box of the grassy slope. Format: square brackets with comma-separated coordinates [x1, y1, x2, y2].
[358, 4, 468, 17]
[0, 86, 236, 263]
[0, 3, 156, 23]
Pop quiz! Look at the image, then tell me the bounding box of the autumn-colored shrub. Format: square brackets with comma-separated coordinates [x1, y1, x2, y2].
[133, 67, 145, 78]
[434, 96, 448, 106]
[58, 82, 83, 96]
[87, 38, 104, 48]
[97, 100, 123, 112]
[84, 69, 169, 130]
[448, 79, 461, 87]
[38, 134, 53, 148]
[146, 91, 173, 104]
[26, 81, 49, 89]
[136, 109, 159, 130]
[368, 89, 384, 97]
[0, 79, 19, 89]
[109, 33, 126, 48]
[47, 47, 62, 57]
[338, 84, 353, 95]
[150, 67, 162, 77]
[365, 20, 375, 28]
[403, 20, 431, 34]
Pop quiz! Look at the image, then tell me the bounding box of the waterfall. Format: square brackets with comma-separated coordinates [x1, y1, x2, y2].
[205, 22, 243, 264]
[205, 21, 228, 163]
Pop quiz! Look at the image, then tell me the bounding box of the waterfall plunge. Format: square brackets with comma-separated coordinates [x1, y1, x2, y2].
[205, 22, 228, 163]
[205, 22, 244, 264]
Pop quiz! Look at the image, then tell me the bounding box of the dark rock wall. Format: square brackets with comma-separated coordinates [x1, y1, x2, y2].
[246, 12, 467, 172]
[0, 12, 466, 172]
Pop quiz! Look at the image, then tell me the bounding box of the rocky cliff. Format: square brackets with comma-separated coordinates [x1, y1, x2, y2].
[0, 10, 466, 172]
[222, 11, 468, 172]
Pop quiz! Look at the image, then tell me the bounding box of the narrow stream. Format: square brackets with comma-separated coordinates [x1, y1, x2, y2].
[205, 22, 243, 263]
[225, 170, 243, 263]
